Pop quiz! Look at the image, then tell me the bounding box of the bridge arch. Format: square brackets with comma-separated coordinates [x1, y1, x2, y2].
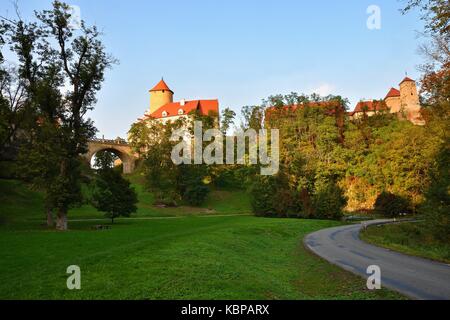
[84, 139, 137, 174]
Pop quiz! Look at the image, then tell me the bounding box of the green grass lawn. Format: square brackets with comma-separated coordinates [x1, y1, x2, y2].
[361, 222, 450, 264]
[0, 176, 252, 226]
[0, 179, 404, 299]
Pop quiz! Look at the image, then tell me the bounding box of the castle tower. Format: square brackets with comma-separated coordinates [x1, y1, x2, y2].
[149, 79, 174, 114]
[399, 77, 424, 125]
[399, 77, 420, 109]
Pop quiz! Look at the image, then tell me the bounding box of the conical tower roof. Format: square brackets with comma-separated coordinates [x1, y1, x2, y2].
[399, 77, 415, 85]
[150, 78, 173, 93]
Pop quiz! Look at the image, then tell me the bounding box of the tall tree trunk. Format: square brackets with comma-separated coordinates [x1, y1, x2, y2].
[46, 208, 54, 227]
[56, 209, 68, 231]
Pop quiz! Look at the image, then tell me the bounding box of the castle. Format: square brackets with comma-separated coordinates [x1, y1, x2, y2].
[348, 77, 424, 125]
[137, 79, 219, 125]
[137, 77, 424, 129]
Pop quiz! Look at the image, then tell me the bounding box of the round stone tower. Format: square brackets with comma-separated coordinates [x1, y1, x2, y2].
[399, 77, 424, 125]
[149, 78, 174, 114]
[399, 77, 420, 110]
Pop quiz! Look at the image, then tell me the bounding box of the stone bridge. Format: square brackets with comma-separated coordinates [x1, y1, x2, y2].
[84, 137, 138, 174]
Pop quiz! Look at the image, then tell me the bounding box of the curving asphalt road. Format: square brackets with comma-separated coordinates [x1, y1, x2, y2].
[304, 219, 450, 300]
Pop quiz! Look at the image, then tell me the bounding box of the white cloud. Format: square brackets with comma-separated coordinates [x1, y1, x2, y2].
[310, 83, 336, 96]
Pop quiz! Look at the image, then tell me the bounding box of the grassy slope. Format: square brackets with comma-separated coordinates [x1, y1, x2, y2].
[0, 174, 252, 224]
[361, 222, 450, 264]
[0, 179, 404, 299]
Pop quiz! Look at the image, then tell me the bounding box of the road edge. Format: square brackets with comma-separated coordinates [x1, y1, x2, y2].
[302, 219, 416, 300]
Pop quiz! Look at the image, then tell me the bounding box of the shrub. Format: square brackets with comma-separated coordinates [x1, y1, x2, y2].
[249, 175, 278, 216]
[312, 182, 347, 219]
[0, 160, 17, 179]
[177, 164, 210, 206]
[183, 184, 210, 206]
[374, 191, 411, 217]
[249, 174, 302, 217]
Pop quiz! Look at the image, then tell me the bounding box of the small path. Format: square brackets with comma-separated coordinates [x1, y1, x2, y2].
[67, 213, 251, 222]
[304, 219, 450, 300]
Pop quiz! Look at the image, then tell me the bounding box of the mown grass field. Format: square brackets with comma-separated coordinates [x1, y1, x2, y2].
[0, 178, 404, 299]
[361, 222, 450, 264]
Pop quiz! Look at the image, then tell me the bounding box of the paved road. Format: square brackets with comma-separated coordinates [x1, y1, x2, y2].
[304, 219, 450, 300]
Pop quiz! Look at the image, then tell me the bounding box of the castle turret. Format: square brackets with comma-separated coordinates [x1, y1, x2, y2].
[149, 79, 173, 114]
[399, 77, 420, 110]
[399, 77, 424, 125]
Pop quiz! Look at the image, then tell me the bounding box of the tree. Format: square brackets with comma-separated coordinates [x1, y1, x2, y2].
[250, 173, 303, 217]
[129, 113, 214, 207]
[402, 0, 450, 36]
[1, 1, 116, 230]
[220, 107, 236, 135]
[374, 191, 411, 217]
[420, 145, 450, 241]
[91, 168, 137, 223]
[127, 119, 154, 156]
[403, 0, 449, 241]
[241, 105, 264, 130]
[177, 164, 210, 206]
[94, 150, 118, 170]
[140, 119, 183, 205]
[0, 66, 30, 156]
[312, 181, 346, 220]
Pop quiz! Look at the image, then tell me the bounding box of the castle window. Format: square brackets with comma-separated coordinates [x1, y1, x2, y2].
[162, 111, 167, 117]
[178, 109, 184, 115]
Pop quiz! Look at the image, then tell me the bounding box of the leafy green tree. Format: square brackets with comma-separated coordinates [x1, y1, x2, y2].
[249, 173, 302, 217]
[94, 150, 119, 170]
[177, 164, 210, 206]
[312, 181, 346, 219]
[241, 105, 264, 130]
[358, 122, 440, 210]
[2, 1, 116, 230]
[420, 145, 450, 241]
[141, 119, 183, 205]
[262, 93, 349, 218]
[0, 67, 30, 156]
[128, 120, 154, 156]
[220, 107, 236, 135]
[402, 0, 449, 36]
[403, 0, 450, 242]
[130, 113, 215, 207]
[374, 191, 411, 217]
[91, 168, 137, 223]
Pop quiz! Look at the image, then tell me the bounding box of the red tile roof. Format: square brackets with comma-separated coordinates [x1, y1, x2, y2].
[399, 77, 415, 85]
[352, 100, 388, 113]
[385, 87, 400, 99]
[149, 79, 173, 93]
[148, 99, 219, 119]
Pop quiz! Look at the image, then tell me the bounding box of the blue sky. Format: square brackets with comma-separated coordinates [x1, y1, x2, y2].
[1, 0, 425, 138]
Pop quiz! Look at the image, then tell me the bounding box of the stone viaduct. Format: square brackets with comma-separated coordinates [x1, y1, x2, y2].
[84, 138, 138, 174]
